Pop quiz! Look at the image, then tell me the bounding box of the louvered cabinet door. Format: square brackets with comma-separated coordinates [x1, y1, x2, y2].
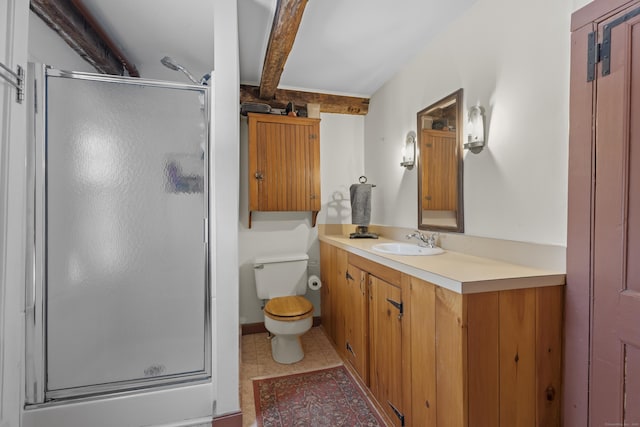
[248, 113, 320, 225]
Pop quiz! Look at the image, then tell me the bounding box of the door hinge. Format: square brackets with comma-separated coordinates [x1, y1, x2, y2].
[386, 298, 403, 319]
[33, 78, 38, 113]
[203, 217, 208, 243]
[346, 341, 356, 357]
[0, 63, 24, 103]
[590, 6, 640, 81]
[587, 31, 600, 82]
[387, 401, 405, 426]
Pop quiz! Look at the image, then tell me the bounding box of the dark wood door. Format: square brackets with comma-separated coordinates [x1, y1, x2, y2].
[591, 5, 640, 424]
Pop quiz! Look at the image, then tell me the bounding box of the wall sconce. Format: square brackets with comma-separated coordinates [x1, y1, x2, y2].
[401, 131, 416, 169]
[465, 105, 485, 153]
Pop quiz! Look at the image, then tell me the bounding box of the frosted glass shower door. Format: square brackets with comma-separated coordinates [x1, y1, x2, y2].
[44, 70, 209, 398]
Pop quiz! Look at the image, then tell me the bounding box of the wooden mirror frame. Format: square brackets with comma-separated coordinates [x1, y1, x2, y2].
[417, 89, 464, 233]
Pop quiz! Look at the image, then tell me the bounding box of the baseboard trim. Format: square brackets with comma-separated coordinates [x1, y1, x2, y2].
[242, 317, 321, 335]
[212, 411, 242, 427]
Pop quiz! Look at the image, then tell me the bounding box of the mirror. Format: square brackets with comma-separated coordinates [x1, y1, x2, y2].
[417, 89, 464, 232]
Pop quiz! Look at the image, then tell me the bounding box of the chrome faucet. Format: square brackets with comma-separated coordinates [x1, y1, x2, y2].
[406, 230, 438, 248]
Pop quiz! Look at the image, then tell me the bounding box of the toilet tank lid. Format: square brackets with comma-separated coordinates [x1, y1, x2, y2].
[253, 253, 309, 265]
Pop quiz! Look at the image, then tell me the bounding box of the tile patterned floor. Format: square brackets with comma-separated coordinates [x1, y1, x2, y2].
[240, 327, 344, 427]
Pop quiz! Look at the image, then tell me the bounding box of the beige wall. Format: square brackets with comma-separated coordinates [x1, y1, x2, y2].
[364, 0, 592, 247]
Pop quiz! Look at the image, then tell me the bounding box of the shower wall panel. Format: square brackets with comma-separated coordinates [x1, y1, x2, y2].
[43, 72, 209, 397]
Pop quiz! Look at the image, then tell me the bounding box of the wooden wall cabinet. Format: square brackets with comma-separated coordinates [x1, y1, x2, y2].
[320, 244, 563, 426]
[247, 113, 321, 228]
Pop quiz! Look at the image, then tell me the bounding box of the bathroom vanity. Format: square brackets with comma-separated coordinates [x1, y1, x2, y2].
[319, 234, 564, 427]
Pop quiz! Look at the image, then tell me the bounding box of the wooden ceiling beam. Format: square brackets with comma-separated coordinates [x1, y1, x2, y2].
[241, 84, 369, 115]
[259, 0, 308, 100]
[70, 0, 139, 77]
[30, 0, 139, 77]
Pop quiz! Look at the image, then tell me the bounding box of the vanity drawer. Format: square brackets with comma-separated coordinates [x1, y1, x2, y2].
[348, 253, 401, 287]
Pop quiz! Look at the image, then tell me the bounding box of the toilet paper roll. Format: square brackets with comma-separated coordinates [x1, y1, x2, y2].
[307, 275, 322, 291]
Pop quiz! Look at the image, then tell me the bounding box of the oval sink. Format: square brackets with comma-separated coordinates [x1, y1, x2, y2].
[372, 242, 444, 256]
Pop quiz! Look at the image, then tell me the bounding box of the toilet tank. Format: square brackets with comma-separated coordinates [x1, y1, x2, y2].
[254, 253, 309, 299]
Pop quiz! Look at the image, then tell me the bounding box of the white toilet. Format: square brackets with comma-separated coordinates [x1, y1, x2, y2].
[254, 253, 314, 364]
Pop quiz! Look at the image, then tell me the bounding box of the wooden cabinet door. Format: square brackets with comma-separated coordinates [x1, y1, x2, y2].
[369, 275, 404, 427]
[248, 114, 320, 212]
[345, 263, 369, 384]
[421, 129, 457, 211]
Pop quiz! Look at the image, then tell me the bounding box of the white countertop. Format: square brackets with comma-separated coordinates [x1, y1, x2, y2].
[319, 234, 565, 294]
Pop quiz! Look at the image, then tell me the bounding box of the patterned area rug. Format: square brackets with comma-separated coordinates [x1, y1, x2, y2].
[253, 365, 386, 426]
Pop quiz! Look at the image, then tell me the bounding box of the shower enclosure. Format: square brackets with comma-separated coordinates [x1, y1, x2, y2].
[24, 64, 212, 413]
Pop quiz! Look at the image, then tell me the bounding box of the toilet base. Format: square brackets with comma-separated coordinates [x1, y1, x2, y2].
[270, 334, 304, 364]
[264, 313, 312, 364]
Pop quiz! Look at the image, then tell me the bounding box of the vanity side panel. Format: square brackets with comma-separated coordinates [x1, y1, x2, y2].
[407, 276, 437, 426]
[435, 287, 467, 427]
[499, 288, 537, 426]
[319, 242, 335, 342]
[466, 292, 500, 427]
[535, 286, 563, 427]
[335, 248, 349, 359]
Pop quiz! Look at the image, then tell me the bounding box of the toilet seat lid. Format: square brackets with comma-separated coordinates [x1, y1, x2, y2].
[264, 296, 313, 321]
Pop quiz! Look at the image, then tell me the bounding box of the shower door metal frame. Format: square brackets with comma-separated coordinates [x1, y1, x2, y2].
[25, 64, 212, 404]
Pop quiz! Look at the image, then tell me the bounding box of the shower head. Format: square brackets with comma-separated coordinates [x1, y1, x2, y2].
[160, 56, 199, 84]
[160, 56, 181, 71]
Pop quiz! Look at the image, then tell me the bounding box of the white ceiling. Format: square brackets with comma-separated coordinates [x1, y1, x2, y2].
[79, 0, 477, 97]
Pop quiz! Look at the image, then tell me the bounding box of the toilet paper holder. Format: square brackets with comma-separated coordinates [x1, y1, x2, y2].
[307, 275, 322, 290]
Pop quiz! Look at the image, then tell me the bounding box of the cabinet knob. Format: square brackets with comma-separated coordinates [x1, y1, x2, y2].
[546, 385, 556, 401]
[254, 172, 264, 180]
